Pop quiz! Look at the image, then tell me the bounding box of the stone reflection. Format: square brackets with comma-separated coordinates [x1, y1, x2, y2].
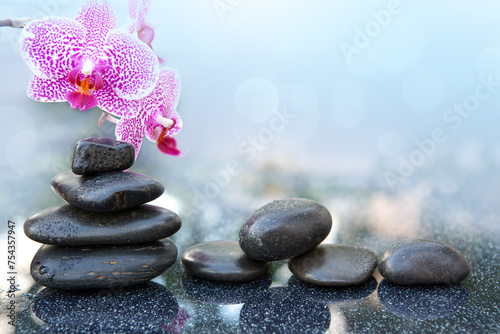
[31, 282, 180, 333]
[181, 272, 272, 304]
[239, 287, 331, 334]
[288, 275, 378, 304]
[377, 279, 469, 320]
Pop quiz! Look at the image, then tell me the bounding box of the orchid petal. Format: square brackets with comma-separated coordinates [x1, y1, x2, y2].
[145, 109, 182, 142]
[20, 18, 85, 79]
[115, 116, 146, 158]
[95, 82, 142, 118]
[142, 67, 181, 118]
[27, 75, 74, 102]
[138, 27, 155, 45]
[65, 91, 98, 111]
[157, 136, 181, 156]
[103, 30, 159, 100]
[75, 0, 118, 59]
[128, 0, 153, 33]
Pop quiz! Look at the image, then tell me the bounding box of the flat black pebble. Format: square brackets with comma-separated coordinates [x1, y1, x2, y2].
[30, 239, 177, 289]
[377, 279, 469, 320]
[72, 137, 135, 175]
[181, 240, 271, 282]
[51, 171, 164, 212]
[239, 198, 332, 261]
[378, 239, 471, 285]
[24, 204, 181, 245]
[288, 244, 377, 286]
[32, 282, 179, 329]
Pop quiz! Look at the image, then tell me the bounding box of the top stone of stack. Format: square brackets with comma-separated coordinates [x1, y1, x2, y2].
[72, 137, 135, 175]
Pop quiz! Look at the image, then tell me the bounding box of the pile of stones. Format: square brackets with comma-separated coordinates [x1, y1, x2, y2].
[181, 198, 471, 287]
[24, 138, 181, 289]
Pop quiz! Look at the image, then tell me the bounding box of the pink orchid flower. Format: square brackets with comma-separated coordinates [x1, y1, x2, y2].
[19, 0, 159, 116]
[102, 67, 182, 158]
[128, 0, 165, 64]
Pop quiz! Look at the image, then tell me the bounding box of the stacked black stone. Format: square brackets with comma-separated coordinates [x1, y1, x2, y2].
[181, 198, 378, 286]
[24, 137, 181, 290]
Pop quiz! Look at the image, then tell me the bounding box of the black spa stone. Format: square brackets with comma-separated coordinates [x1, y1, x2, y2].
[181, 240, 271, 282]
[288, 244, 377, 286]
[24, 204, 181, 245]
[51, 170, 164, 212]
[239, 198, 332, 261]
[72, 137, 135, 175]
[378, 239, 471, 285]
[30, 239, 177, 289]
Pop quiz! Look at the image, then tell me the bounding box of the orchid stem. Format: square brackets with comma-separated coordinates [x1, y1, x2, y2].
[0, 17, 32, 28]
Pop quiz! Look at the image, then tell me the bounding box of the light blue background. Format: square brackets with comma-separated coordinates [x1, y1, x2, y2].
[1, 0, 500, 216]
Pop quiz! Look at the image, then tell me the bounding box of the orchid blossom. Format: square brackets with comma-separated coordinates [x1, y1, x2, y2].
[19, 0, 159, 116]
[128, 0, 165, 64]
[101, 67, 182, 158]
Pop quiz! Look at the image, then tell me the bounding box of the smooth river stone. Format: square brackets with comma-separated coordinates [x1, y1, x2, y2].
[51, 171, 164, 212]
[24, 204, 181, 245]
[378, 239, 471, 285]
[181, 240, 271, 282]
[288, 245, 377, 286]
[239, 198, 332, 261]
[31, 239, 177, 289]
[72, 137, 135, 175]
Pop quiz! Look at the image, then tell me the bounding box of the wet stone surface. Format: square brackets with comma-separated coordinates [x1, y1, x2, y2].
[181, 240, 271, 282]
[24, 204, 181, 245]
[377, 279, 470, 320]
[31, 282, 179, 331]
[378, 239, 471, 285]
[72, 137, 135, 175]
[239, 198, 332, 261]
[239, 287, 331, 334]
[288, 244, 377, 286]
[287, 275, 378, 304]
[51, 171, 164, 212]
[181, 273, 272, 304]
[30, 239, 178, 289]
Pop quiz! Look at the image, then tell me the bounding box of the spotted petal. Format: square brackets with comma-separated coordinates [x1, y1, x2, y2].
[145, 67, 181, 116]
[115, 115, 146, 158]
[20, 18, 85, 79]
[27, 75, 74, 102]
[128, 0, 153, 33]
[95, 82, 142, 118]
[104, 30, 159, 100]
[75, 0, 118, 59]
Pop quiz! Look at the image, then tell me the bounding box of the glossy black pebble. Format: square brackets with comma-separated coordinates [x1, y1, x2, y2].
[30, 239, 177, 289]
[24, 204, 181, 245]
[239, 198, 332, 261]
[72, 137, 135, 175]
[378, 239, 471, 285]
[289, 244, 377, 286]
[51, 171, 164, 212]
[181, 240, 271, 282]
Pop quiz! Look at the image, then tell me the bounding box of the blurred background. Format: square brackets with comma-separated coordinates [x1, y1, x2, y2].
[1, 1, 500, 332]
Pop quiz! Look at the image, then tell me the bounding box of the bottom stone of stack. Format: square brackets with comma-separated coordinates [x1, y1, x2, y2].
[30, 239, 177, 289]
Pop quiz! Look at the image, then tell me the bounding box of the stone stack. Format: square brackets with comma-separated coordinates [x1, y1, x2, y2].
[181, 198, 378, 286]
[24, 137, 181, 289]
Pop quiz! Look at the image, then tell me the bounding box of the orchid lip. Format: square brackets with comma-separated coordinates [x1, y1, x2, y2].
[155, 115, 173, 129]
